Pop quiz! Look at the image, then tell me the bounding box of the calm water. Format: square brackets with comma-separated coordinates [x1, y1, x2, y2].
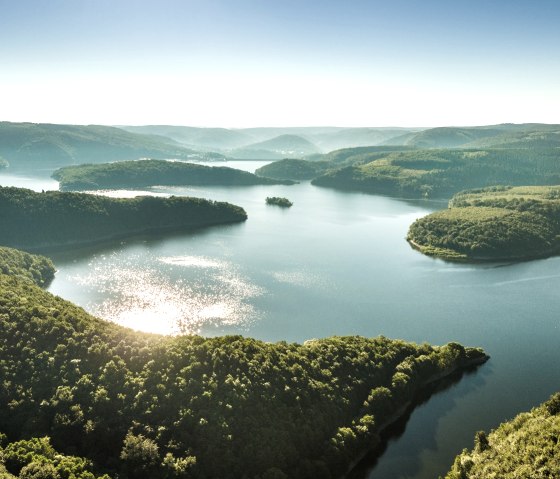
[2, 164, 560, 478]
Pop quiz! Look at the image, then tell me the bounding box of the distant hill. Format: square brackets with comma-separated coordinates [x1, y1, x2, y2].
[312, 127, 421, 151]
[231, 134, 320, 159]
[382, 123, 560, 148]
[0, 122, 223, 172]
[120, 125, 253, 150]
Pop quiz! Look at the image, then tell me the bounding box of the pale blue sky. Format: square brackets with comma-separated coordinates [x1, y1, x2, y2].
[1, 0, 559, 126]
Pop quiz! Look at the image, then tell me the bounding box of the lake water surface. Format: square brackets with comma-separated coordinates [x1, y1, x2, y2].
[2, 163, 560, 478]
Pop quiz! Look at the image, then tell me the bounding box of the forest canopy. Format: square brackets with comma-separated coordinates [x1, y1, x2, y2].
[0, 186, 247, 250]
[53, 159, 295, 191]
[444, 392, 560, 479]
[0, 271, 487, 478]
[407, 185, 560, 261]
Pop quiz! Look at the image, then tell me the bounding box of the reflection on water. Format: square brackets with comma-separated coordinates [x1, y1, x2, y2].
[67, 252, 263, 335]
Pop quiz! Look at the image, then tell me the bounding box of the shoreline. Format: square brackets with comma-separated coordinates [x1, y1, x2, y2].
[407, 238, 560, 264]
[7, 218, 246, 254]
[343, 353, 489, 478]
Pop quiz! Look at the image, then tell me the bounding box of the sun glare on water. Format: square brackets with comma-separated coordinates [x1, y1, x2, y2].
[71, 253, 263, 335]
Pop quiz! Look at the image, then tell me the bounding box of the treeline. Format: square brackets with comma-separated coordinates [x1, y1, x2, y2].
[444, 392, 560, 478]
[53, 159, 295, 191]
[407, 186, 560, 261]
[0, 270, 487, 478]
[0, 186, 247, 249]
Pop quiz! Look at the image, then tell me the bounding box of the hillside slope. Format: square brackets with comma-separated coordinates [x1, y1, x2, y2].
[0, 122, 222, 171]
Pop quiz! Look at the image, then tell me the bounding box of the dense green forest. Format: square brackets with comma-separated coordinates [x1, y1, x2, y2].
[444, 392, 560, 478]
[266, 197, 293, 207]
[256, 158, 332, 180]
[407, 186, 560, 261]
[311, 148, 560, 198]
[0, 186, 247, 249]
[53, 159, 295, 191]
[0, 122, 225, 171]
[0, 269, 487, 478]
[0, 246, 55, 286]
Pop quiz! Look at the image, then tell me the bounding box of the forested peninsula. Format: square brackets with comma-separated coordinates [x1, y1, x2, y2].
[407, 186, 560, 261]
[444, 393, 560, 479]
[0, 269, 487, 478]
[311, 148, 560, 198]
[53, 159, 295, 191]
[0, 186, 247, 250]
[257, 144, 560, 199]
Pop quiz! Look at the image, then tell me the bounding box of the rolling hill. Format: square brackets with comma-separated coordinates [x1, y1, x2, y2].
[0, 122, 223, 172]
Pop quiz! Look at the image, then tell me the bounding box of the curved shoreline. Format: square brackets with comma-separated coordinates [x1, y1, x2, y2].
[343, 353, 489, 478]
[407, 237, 560, 263]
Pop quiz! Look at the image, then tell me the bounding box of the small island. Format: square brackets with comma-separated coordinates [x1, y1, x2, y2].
[53, 159, 296, 191]
[266, 196, 293, 207]
[444, 392, 560, 479]
[0, 268, 487, 479]
[0, 186, 247, 250]
[407, 185, 560, 262]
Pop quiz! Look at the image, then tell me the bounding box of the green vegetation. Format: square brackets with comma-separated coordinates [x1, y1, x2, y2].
[0, 186, 247, 249]
[444, 392, 560, 479]
[311, 148, 560, 198]
[0, 122, 224, 171]
[0, 435, 110, 479]
[408, 186, 560, 261]
[0, 272, 487, 478]
[52, 159, 295, 191]
[266, 196, 293, 207]
[0, 246, 55, 286]
[256, 159, 332, 180]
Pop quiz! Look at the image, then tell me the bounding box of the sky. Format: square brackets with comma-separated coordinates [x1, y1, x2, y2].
[1, 0, 559, 127]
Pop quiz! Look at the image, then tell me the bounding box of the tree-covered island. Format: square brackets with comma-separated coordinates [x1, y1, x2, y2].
[53, 159, 296, 191]
[407, 185, 560, 261]
[266, 196, 293, 207]
[0, 248, 489, 478]
[0, 186, 247, 250]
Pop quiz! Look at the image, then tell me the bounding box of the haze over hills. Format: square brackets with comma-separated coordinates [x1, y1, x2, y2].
[120, 125, 424, 157]
[0, 122, 224, 172]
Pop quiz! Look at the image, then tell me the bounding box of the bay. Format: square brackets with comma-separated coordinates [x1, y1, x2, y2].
[2, 163, 560, 478]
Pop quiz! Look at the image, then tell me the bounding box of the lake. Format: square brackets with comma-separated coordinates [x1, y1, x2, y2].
[2, 163, 560, 479]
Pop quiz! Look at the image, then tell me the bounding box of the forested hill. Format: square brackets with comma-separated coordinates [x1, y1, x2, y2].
[53, 159, 295, 191]
[444, 393, 560, 479]
[0, 186, 247, 249]
[0, 271, 488, 478]
[311, 148, 560, 198]
[0, 122, 223, 171]
[407, 186, 560, 261]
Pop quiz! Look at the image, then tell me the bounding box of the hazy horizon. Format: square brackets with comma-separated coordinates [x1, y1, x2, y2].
[1, 0, 559, 127]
